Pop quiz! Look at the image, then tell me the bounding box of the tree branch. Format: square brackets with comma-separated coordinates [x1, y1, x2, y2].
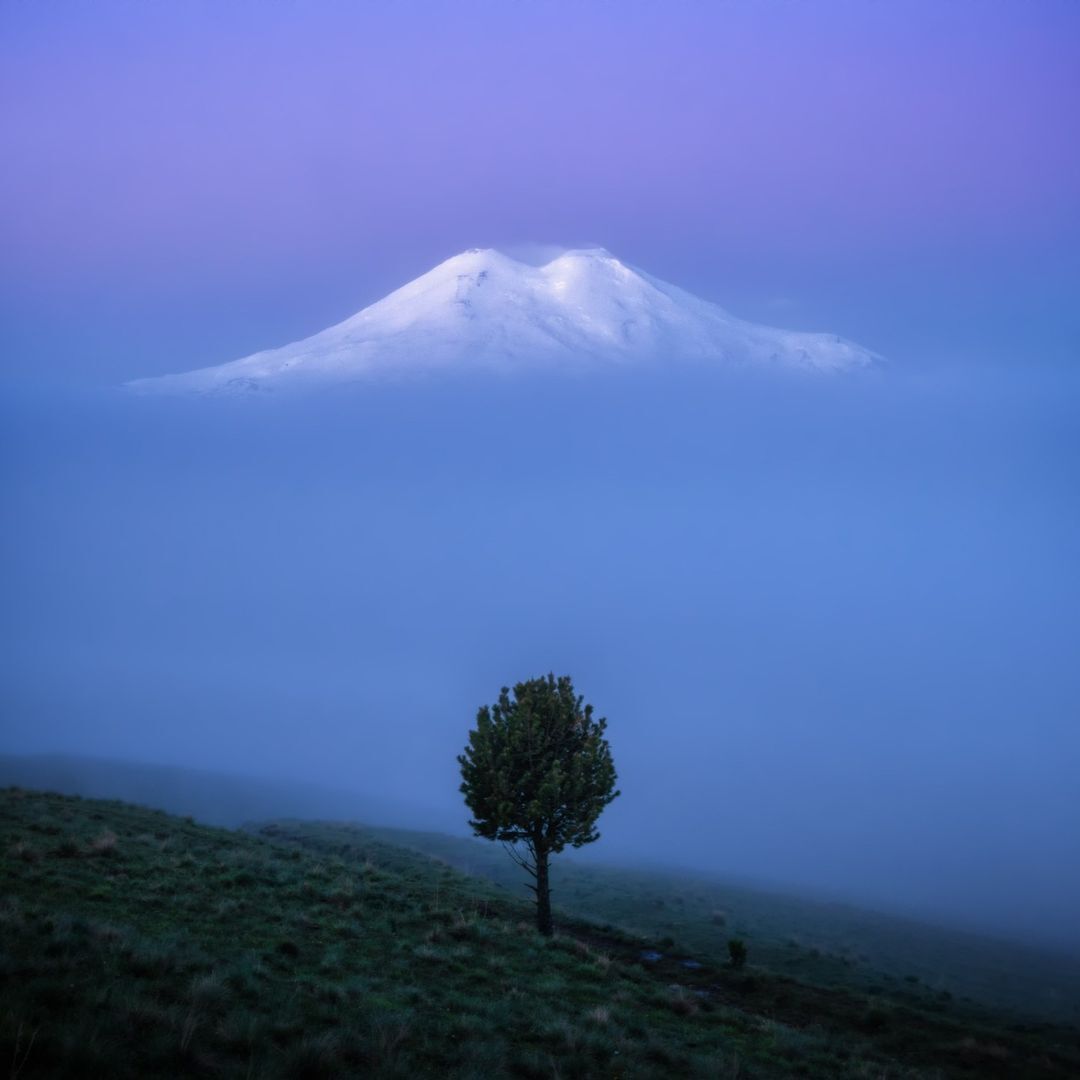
[500, 841, 537, 878]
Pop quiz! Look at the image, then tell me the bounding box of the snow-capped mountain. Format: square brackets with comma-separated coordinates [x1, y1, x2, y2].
[128, 248, 879, 394]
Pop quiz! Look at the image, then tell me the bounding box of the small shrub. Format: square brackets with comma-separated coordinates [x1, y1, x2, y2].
[178, 1007, 200, 1054]
[89, 830, 118, 856]
[280, 1030, 344, 1078]
[585, 1005, 611, 1025]
[53, 837, 82, 858]
[368, 1013, 410, 1069]
[123, 995, 171, 1032]
[711, 910, 727, 927]
[126, 942, 180, 978]
[727, 937, 748, 970]
[9, 842, 40, 864]
[667, 988, 698, 1017]
[189, 972, 227, 1011]
[862, 1007, 889, 1032]
[90, 923, 126, 944]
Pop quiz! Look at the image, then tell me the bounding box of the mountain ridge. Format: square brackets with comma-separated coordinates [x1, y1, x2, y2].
[128, 248, 881, 394]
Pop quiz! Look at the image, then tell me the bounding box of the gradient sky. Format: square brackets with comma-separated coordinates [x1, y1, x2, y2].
[1, 0, 1078, 383]
[1, 3, 1079, 950]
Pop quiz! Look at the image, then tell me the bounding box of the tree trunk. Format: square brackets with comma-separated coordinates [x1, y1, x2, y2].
[535, 847, 553, 937]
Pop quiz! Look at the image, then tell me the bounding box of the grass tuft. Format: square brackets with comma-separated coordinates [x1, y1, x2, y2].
[88, 829, 118, 856]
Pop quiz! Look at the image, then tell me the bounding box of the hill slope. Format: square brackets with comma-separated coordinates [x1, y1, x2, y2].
[0, 752, 439, 832]
[357, 824, 1080, 1024]
[127, 248, 879, 394]
[3, 790, 1079, 1078]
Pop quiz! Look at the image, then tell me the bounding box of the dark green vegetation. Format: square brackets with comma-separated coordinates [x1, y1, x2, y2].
[460, 674, 619, 936]
[728, 939, 748, 971]
[360, 825, 1080, 1025]
[3, 790, 1079, 1078]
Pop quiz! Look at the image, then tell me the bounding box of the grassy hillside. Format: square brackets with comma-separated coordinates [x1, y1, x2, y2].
[3, 789, 1078, 1078]
[356, 825, 1080, 1024]
[6, 751, 1076, 1023]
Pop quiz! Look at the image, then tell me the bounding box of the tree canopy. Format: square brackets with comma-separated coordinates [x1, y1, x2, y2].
[458, 673, 619, 935]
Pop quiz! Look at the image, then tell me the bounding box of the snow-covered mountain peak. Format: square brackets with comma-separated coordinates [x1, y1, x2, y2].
[128, 248, 881, 394]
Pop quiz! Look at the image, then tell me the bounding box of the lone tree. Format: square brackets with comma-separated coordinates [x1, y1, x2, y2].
[458, 673, 619, 936]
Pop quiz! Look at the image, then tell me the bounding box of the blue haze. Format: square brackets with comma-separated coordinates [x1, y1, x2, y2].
[1, 359, 1078, 949]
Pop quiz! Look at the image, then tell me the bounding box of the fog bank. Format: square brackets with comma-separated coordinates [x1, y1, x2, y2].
[2, 362, 1077, 948]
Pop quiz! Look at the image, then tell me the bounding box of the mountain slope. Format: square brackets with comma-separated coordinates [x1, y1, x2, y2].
[128, 248, 880, 394]
[4, 789, 1079, 1078]
[0, 753, 441, 832]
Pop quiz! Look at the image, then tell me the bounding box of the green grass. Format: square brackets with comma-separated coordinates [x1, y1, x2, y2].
[357, 824, 1080, 1024]
[2, 788, 1078, 1078]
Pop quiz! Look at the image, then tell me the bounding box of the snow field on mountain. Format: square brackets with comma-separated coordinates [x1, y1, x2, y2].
[129, 248, 879, 394]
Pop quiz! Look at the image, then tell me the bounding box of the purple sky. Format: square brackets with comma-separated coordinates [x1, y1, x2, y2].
[1, 1, 1078, 382]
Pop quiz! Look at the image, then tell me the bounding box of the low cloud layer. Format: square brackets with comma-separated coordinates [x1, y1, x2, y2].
[3, 362, 1077, 947]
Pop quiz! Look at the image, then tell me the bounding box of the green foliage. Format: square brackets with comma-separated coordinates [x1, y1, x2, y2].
[459, 673, 619, 935]
[459, 673, 619, 853]
[728, 937, 748, 970]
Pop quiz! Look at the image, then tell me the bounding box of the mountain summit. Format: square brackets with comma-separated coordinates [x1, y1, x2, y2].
[128, 248, 879, 394]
